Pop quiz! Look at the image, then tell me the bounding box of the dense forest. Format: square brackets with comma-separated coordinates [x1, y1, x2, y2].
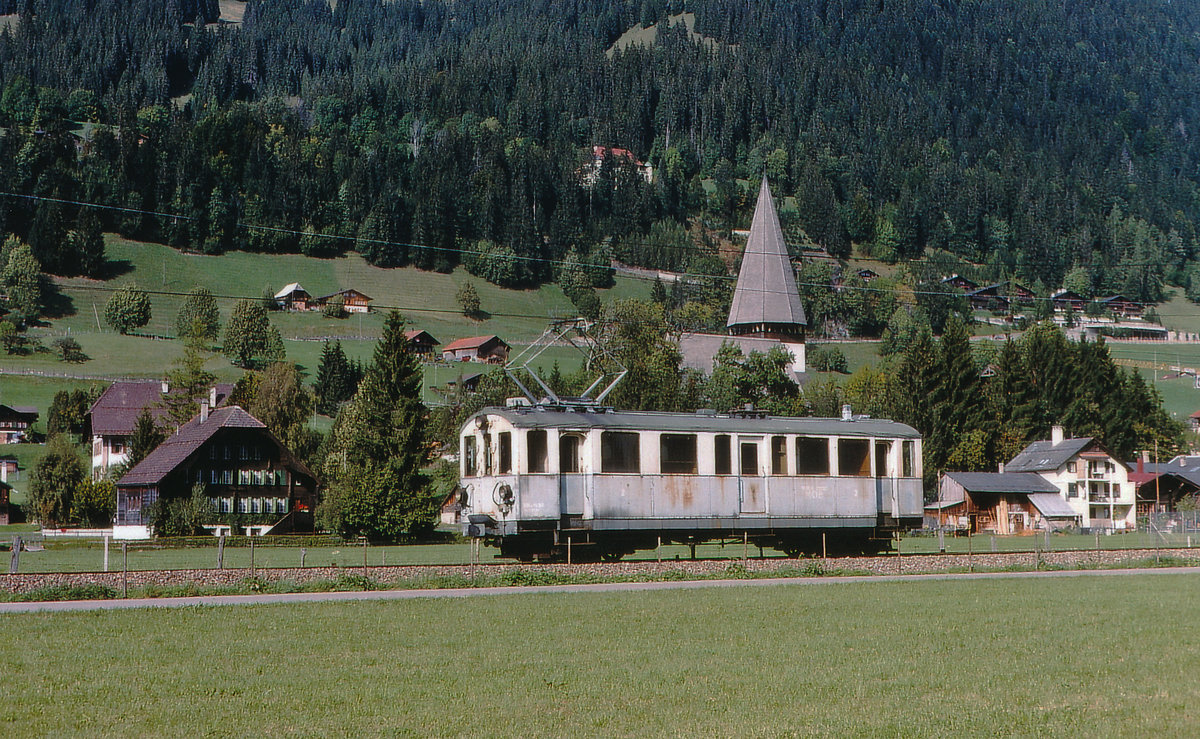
[0, 0, 1198, 310]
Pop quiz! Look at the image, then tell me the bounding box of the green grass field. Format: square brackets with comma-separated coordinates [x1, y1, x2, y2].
[3, 575, 1199, 735]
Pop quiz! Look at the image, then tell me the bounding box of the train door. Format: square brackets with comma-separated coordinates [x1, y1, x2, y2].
[738, 437, 765, 514]
[559, 433, 586, 520]
[874, 440, 898, 517]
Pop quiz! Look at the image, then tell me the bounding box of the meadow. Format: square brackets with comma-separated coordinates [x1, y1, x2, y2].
[3, 574, 1198, 736]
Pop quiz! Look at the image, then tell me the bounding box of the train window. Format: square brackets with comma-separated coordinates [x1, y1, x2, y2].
[874, 441, 890, 477]
[902, 441, 915, 477]
[795, 437, 830, 475]
[528, 430, 548, 473]
[715, 435, 731, 475]
[499, 432, 512, 474]
[740, 442, 759, 476]
[837, 439, 871, 476]
[560, 434, 582, 473]
[601, 432, 640, 473]
[660, 434, 697, 474]
[463, 436, 477, 476]
[770, 436, 787, 475]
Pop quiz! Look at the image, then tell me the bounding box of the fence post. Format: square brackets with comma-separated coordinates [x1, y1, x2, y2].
[103, 534, 109, 572]
[121, 542, 128, 598]
[300, 547, 307, 568]
[567, 536, 572, 566]
[743, 531, 748, 565]
[250, 537, 255, 578]
[217, 534, 225, 571]
[9, 535, 19, 574]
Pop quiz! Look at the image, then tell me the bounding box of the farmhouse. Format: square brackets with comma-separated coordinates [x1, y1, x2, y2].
[1190, 410, 1200, 432]
[930, 471, 1080, 534]
[1095, 294, 1143, 319]
[274, 282, 312, 311]
[1051, 289, 1086, 313]
[316, 288, 372, 314]
[941, 274, 978, 291]
[680, 176, 807, 379]
[442, 335, 510, 363]
[89, 380, 234, 479]
[404, 329, 440, 355]
[114, 404, 319, 540]
[1128, 454, 1200, 515]
[581, 145, 654, 185]
[1004, 427, 1136, 531]
[0, 403, 38, 443]
[964, 284, 1010, 311]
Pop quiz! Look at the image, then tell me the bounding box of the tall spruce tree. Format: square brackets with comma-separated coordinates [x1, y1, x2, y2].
[929, 316, 988, 473]
[314, 340, 352, 416]
[319, 312, 438, 539]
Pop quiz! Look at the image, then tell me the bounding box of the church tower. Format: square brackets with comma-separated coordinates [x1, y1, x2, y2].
[726, 177, 807, 342]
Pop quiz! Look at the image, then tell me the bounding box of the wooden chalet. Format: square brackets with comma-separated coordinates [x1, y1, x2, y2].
[274, 283, 312, 311]
[1190, 410, 1200, 432]
[930, 471, 1080, 534]
[1095, 295, 1143, 319]
[1129, 455, 1200, 515]
[316, 288, 372, 314]
[442, 335, 510, 363]
[855, 268, 879, 282]
[941, 274, 978, 291]
[0, 479, 11, 525]
[1051, 289, 1086, 312]
[404, 330, 440, 356]
[1009, 282, 1036, 305]
[0, 403, 38, 443]
[445, 371, 484, 393]
[964, 284, 1010, 311]
[114, 404, 318, 539]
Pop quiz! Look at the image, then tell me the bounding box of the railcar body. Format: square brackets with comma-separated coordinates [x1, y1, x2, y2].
[458, 405, 923, 560]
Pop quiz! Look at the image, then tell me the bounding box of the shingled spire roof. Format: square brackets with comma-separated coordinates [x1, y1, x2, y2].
[726, 177, 807, 340]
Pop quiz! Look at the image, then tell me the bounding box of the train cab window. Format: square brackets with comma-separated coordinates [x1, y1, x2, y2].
[740, 442, 759, 476]
[601, 432, 640, 473]
[770, 436, 787, 475]
[498, 432, 512, 474]
[560, 434, 582, 473]
[714, 435, 732, 475]
[902, 441, 915, 478]
[463, 436, 477, 477]
[837, 439, 871, 477]
[660, 434, 697, 474]
[795, 437, 830, 475]
[527, 430, 548, 473]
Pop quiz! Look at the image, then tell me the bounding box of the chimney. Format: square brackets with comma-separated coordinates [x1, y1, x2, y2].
[1051, 425, 1064, 446]
[161, 380, 169, 394]
[209, 386, 218, 407]
[998, 462, 1005, 474]
[1137, 454, 1144, 475]
[841, 404, 853, 421]
[199, 399, 209, 424]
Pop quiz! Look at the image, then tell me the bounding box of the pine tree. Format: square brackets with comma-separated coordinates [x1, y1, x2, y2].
[126, 408, 165, 469]
[929, 316, 988, 472]
[314, 340, 352, 416]
[319, 312, 438, 539]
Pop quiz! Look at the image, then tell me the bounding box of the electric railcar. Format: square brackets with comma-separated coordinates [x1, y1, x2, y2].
[458, 403, 924, 561]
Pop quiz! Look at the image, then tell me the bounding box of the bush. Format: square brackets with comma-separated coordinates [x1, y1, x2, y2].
[322, 296, 346, 319]
[808, 345, 848, 373]
[51, 336, 87, 362]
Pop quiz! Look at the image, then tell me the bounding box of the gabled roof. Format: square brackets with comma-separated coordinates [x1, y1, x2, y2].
[1004, 437, 1096, 473]
[726, 177, 807, 331]
[1051, 289, 1086, 301]
[0, 404, 38, 418]
[404, 329, 439, 345]
[118, 406, 306, 487]
[943, 471, 1059, 494]
[89, 381, 234, 436]
[443, 335, 508, 352]
[274, 282, 307, 299]
[316, 288, 372, 302]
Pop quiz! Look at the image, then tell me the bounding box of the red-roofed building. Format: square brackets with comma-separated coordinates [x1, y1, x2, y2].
[89, 380, 234, 479]
[114, 404, 318, 539]
[581, 145, 654, 186]
[442, 335, 510, 363]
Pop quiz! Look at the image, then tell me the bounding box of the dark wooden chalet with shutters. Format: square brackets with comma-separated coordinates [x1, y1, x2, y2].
[941, 274, 978, 292]
[964, 284, 1010, 311]
[114, 404, 318, 539]
[1096, 295, 1143, 319]
[1009, 282, 1036, 305]
[0, 404, 38, 443]
[404, 329, 440, 356]
[316, 288, 372, 314]
[1051, 289, 1087, 312]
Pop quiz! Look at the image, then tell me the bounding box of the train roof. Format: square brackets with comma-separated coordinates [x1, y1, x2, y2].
[468, 407, 921, 439]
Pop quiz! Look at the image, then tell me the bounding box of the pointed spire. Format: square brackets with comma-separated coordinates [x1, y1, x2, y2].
[726, 177, 807, 340]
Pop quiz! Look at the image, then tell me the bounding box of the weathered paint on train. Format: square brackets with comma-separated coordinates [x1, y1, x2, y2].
[459, 406, 924, 559]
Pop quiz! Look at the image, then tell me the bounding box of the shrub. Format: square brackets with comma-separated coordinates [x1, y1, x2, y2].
[808, 345, 848, 373]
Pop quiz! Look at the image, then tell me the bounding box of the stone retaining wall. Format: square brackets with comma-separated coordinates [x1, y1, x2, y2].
[3, 547, 1199, 596]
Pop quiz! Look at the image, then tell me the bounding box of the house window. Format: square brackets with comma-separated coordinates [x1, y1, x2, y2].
[241, 445, 249, 460]
[251, 498, 261, 514]
[264, 498, 275, 514]
[837, 439, 871, 477]
[253, 446, 263, 461]
[527, 430, 548, 473]
[210, 445, 218, 460]
[210, 469, 219, 484]
[127, 492, 141, 512]
[224, 445, 232, 460]
[222, 469, 233, 485]
[714, 435, 732, 475]
[601, 432, 640, 473]
[239, 469, 251, 486]
[660, 434, 698, 474]
[771, 436, 787, 475]
[276, 470, 286, 486]
[238, 498, 249, 513]
[221, 497, 232, 513]
[499, 432, 512, 474]
[463, 436, 477, 476]
[1067, 462, 1076, 473]
[111, 441, 124, 454]
[796, 438, 830, 476]
[277, 498, 289, 513]
[1067, 483, 1078, 499]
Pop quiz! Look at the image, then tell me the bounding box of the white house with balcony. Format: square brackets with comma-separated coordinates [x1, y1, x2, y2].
[1003, 425, 1136, 531]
